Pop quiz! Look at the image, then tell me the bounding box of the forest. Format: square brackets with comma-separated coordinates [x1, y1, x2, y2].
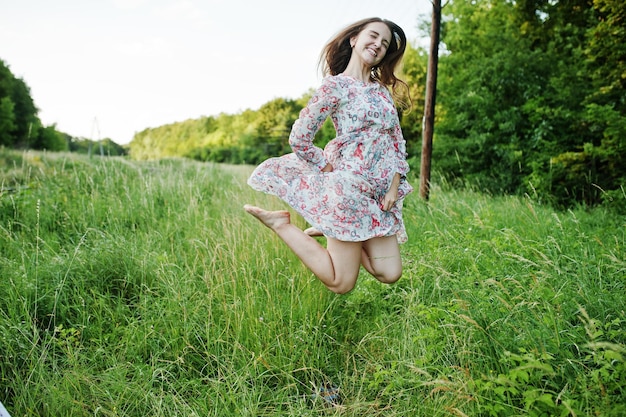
[1, 0, 624, 211]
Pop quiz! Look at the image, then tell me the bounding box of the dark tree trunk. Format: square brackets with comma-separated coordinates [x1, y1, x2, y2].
[420, 0, 442, 200]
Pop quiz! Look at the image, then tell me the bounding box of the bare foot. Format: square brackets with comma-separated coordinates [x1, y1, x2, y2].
[243, 204, 290, 230]
[303, 227, 324, 237]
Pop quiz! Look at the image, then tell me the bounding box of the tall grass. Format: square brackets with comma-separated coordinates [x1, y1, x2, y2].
[0, 149, 624, 416]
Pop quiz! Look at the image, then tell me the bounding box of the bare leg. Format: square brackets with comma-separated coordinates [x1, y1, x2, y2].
[244, 205, 362, 294]
[361, 235, 403, 284]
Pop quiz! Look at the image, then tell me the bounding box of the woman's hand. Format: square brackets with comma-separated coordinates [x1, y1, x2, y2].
[321, 163, 334, 172]
[382, 187, 399, 211]
[382, 173, 401, 211]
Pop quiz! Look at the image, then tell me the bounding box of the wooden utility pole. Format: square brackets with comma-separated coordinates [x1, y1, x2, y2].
[420, 0, 442, 200]
[90, 117, 104, 157]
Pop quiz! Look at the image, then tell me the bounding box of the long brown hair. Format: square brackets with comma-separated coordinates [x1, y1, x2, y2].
[319, 17, 411, 109]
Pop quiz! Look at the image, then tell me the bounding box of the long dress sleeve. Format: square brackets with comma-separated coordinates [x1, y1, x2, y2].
[288, 77, 341, 170]
[391, 122, 410, 177]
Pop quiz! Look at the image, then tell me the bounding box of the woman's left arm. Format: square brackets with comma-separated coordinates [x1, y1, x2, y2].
[383, 116, 413, 210]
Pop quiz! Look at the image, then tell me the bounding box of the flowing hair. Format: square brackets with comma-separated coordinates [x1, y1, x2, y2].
[318, 17, 411, 110]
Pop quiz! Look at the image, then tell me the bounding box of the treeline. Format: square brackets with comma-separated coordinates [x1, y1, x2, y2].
[0, 58, 127, 156]
[130, 96, 315, 164]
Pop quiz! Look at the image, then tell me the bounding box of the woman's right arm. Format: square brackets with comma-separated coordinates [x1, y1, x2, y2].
[289, 77, 340, 171]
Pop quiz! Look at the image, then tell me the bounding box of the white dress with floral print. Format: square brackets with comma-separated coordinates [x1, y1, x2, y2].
[248, 74, 413, 243]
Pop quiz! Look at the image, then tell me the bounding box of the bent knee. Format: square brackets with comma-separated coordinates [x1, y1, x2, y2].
[327, 274, 357, 294]
[325, 269, 359, 294]
[329, 281, 356, 294]
[375, 269, 402, 284]
[331, 286, 354, 295]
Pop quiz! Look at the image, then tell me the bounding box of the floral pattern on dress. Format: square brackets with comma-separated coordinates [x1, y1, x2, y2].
[248, 74, 413, 243]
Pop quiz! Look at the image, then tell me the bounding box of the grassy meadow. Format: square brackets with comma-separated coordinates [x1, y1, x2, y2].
[0, 148, 624, 416]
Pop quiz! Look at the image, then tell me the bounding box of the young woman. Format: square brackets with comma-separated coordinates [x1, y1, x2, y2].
[244, 17, 413, 294]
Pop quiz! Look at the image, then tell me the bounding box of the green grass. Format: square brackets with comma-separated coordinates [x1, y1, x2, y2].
[1, 148, 624, 416]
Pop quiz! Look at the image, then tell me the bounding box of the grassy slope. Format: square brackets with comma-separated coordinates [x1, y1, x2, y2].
[0, 150, 624, 416]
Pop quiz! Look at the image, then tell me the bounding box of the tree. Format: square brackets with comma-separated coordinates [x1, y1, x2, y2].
[432, 0, 625, 209]
[398, 43, 428, 164]
[3, 66, 40, 148]
[420, 0, 442, 200]
[34, 124, 68, 151]
[579, 0, 626, 210]
[0, 58, 41, 148]
[0, 96, 16, 146]
[436, 0, 540, 193]
[0, 59, 19, 147]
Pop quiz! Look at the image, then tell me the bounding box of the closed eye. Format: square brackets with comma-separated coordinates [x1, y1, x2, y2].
[368, 30, 390, 48]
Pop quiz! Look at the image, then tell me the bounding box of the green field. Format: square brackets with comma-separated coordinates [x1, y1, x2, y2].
[1, 149, 624, 416]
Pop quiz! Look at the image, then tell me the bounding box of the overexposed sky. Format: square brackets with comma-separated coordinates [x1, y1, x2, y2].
[1, 0, 433, 144]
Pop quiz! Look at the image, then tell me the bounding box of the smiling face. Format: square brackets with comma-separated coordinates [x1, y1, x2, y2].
[350, 21, 392, 67]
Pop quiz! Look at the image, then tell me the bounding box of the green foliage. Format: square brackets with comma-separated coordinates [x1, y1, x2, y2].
[32, 124, 69, 152]
[0, 149, 624, 416]
[129, 98, 306, 165]
[586, 0, 626, 111]
[436, 0, 554, 193]
[0, 96, 16, 146]
[398, 44, 429, 156]
[6, 69, 40, 148]
[0, 58, 38, 147]
[68, 137, 127, 156]
[434, 0, 625, 210]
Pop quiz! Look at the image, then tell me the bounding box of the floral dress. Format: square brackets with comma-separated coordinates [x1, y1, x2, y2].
[247, 74, 413, 243]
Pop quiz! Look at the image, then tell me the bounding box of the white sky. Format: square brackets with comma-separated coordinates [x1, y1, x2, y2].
[1, 0, 433, 144]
